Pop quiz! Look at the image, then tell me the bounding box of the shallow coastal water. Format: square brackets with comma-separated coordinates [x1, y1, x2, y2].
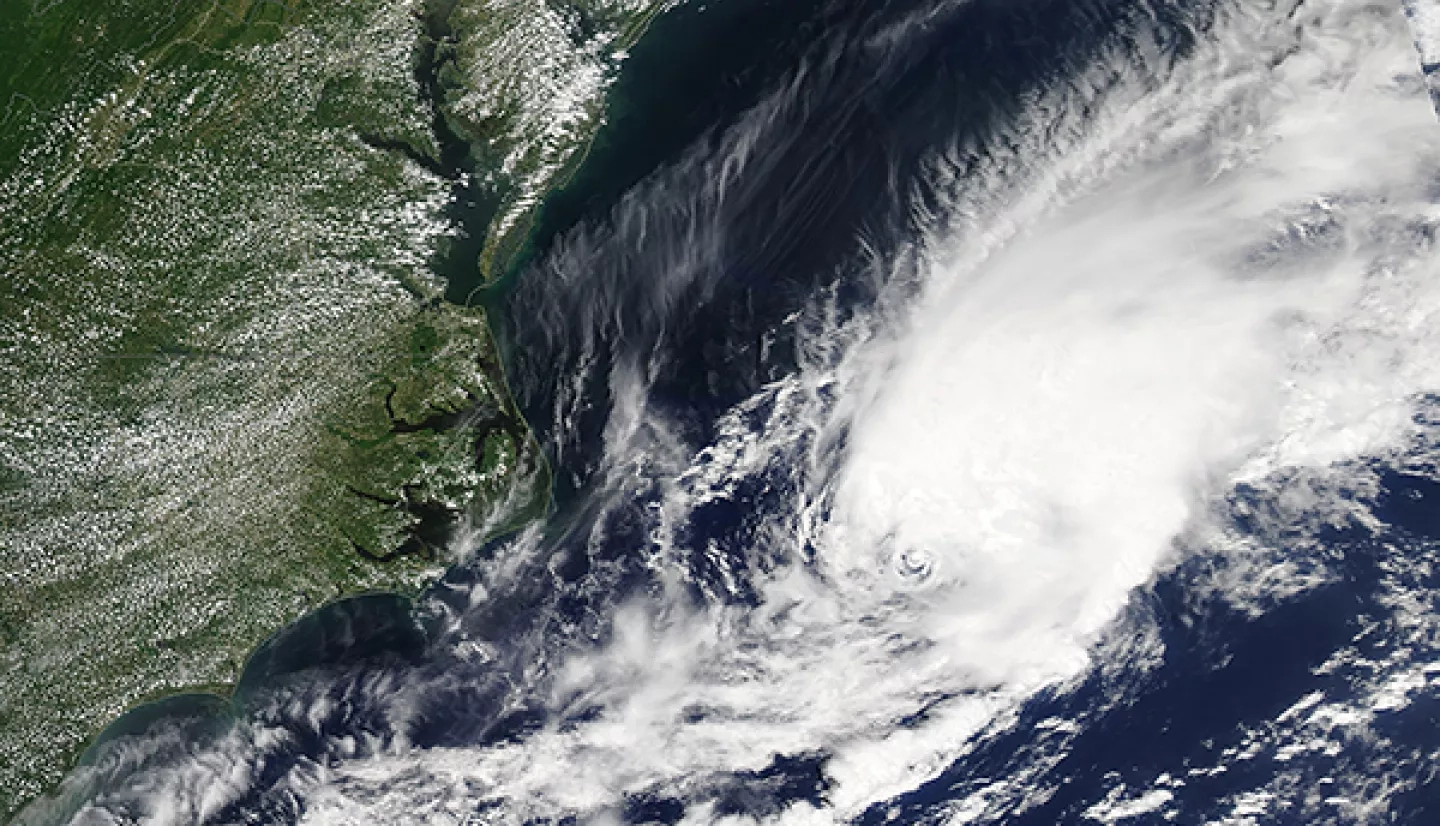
[37, 0, 1440, 823]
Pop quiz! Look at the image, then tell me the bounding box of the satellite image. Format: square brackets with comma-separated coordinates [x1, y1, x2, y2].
[4, 0, 1440, 823]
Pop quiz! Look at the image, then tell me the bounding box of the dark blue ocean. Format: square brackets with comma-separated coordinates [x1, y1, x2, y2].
[33, 0, 1440, 823]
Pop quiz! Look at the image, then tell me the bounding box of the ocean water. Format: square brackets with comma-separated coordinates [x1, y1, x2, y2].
[32, 0, 1440, 823]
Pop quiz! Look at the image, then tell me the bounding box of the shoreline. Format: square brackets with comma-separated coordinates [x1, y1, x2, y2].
[6, 1, 671, 820]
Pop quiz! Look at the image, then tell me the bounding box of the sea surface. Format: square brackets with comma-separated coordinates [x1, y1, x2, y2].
[35, 0, 1440, 823]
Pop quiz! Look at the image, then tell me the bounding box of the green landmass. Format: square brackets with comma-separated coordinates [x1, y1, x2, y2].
[433, 0, 669, 282]
[0, 0, 663, 819]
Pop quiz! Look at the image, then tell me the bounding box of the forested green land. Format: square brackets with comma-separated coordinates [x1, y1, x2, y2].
[0, 0, 661, 817]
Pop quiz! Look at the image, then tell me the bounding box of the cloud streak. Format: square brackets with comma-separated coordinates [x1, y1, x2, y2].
[47, 1, 1440, 824]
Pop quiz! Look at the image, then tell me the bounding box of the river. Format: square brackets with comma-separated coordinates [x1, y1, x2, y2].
[41, 0, 1440, 822]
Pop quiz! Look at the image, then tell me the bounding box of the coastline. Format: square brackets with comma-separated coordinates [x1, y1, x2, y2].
[488, 0, 836, 298]
[3, 1, 670, 821]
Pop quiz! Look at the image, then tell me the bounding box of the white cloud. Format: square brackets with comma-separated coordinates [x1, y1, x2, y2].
[65, 2, 1440, 825]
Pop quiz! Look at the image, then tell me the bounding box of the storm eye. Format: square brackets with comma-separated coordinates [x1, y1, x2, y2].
[895, 547, 934, 582]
